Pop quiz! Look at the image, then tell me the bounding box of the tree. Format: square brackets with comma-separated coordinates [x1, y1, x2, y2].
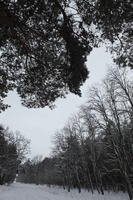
[51, 67, 133, 198]
[53, 120, 83, 192]
[17, 156, 63, 186]
[17, 67, 133, 199]
[85, 68, 133, 199]
[4, 129, 30, 161]
[76, 0, 133, 68]
[0, 125, 18, 184]
[0, 0, 92, 110]
[0, 0, 132, 111]
[80, 106, 104, 194]
[0, 125, 30, 185]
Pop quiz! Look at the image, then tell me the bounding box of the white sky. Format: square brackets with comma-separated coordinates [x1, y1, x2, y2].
[0, 47, 113, 158]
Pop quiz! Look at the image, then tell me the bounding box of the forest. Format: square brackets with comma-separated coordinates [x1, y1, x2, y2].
[0, 0, 132, 200]
[17, 67, 133, 200]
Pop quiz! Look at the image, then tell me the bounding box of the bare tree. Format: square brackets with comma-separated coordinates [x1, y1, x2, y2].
[85, 68, 133, 199]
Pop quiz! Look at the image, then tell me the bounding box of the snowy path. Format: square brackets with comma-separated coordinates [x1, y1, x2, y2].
[0, 183, 128, 200]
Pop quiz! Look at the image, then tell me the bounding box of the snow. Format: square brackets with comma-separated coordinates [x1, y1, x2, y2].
[0, 183, 128, 200]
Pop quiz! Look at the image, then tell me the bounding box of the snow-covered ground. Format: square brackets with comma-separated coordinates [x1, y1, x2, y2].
[0, 183, 128, 200]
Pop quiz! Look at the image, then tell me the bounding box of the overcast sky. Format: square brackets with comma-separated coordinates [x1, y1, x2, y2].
[0, 47, 113, 158]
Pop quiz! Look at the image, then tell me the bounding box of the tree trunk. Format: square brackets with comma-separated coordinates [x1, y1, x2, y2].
[87, 168, 94, 194]
[75, 167, 81, 193]
[123, 171, 133, 200]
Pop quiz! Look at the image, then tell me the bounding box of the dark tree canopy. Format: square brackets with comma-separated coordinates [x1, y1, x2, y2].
[76, 0, 133, 68]
[0, 0, 132, 110]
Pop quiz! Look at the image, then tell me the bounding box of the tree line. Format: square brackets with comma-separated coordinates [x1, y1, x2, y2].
[17, 67, 133, 200]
